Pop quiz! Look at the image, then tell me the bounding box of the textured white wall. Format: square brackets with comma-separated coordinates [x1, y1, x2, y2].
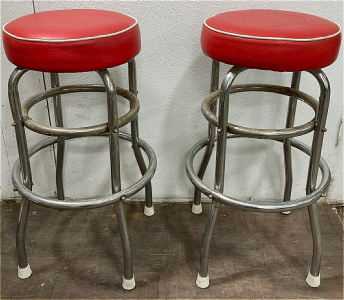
[1, 0, 343, 204]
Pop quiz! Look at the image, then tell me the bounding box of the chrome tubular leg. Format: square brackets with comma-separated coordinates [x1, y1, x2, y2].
[306, 202, 322, 287]
[50, 73, 65, 200]
[193, 60, 220, 214]
[215, 66, 246, 193]
[128, 59, 154, 217]
[8, 68, 33, 279]
[114, 201, 135, 289]
[305, 69, 331, 288]
[196, 200, 220, 288]
[98, 69, 135, 290]
[282, 71, 301, 215]
[16, 198, 32, 278]
[197, 66, 246, 288]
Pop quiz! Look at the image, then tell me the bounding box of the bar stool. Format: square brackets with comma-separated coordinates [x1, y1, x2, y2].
[185, 9, 341, 288]
[3, 9, 157, 290]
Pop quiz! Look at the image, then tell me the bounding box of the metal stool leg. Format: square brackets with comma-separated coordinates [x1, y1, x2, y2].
[305, 69, 330, 288]
[282, 71, 302, 215]
[196, 66, 246, 288]
[307, 203, 322, 287]
[8, 68, 33, 279]
[197, 200, 220, 288]
[98, 69, 135, 290]
[114, 201, 135, 290]
[50, 73, 65, 200]
[128, 59, 154, 217]
[193, 60, 220, 214]
[16, 199, 32, 279]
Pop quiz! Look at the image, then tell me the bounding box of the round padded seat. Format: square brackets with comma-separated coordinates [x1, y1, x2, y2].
[2, 9, 141, 72]
[201, 9, 341, 71]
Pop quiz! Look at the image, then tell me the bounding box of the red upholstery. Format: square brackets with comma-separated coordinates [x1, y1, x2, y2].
[2, 9, 141, 72]
[201, 10, 341, 71]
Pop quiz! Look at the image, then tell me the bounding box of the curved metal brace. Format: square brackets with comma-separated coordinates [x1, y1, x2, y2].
[306, 69, 331, 194]
[22, 85, 140, 137]
[8, 68, 32, 188]
[215, 66, 247, 192]
[12, 133, 157, 210]
[201, 84, 318, 140]
[185, 137, 331, 213]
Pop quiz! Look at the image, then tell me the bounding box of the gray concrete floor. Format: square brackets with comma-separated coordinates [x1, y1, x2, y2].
[1, 201, 343, 299]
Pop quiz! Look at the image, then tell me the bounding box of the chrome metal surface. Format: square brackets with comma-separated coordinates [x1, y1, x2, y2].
[98, 69, 133, 281]
[8, 68, 33, 270]
[309, 202, 322, 276]
[186, 65, 332, 288]
[9, 62, 156, 289]
[199, 200, 220, 278]
[197, 66, 246, 278]
[129, 59, 153, 209]
[114, 201, 133, 280]
[22, 85, 140, 137]
[8, 68, 32, 190]
[214, 66, 246, 193]
[305, 69, 331, 278]
[16, 199, 30, 269]
[201, 84, 317, 140]
[306, 69, 331, 195]
[10, 68, 157, 211]
[193, 60, 220, 207]
[50, 73, 65, 200]
[186, 137, 330, 212]
[283, 72, 301, 203]
[12, 133, 157, 210]
[98, 70, 121, 194]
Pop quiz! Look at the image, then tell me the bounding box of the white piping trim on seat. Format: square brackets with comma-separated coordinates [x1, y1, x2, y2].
[3, 17, 138, 43]
[204, 18, 341, 42]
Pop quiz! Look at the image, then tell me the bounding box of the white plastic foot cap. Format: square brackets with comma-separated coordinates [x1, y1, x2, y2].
[196, 273, 209, 288]
[122, 276, 135, 290]
[18, 264, 32, 279]
[282, 211, 291, 215]
[144, 205, 155, 217]
[306, 271, 320, 287]
[192, 203, 202, 215]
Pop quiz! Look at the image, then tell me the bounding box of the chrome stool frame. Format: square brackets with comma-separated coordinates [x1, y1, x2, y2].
[9, 59, 157, 290]
[186, 60, 331, 288]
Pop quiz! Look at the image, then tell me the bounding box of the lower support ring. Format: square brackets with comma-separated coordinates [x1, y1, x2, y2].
[12, 132, 157, 210]
[185, 137, 330, 213]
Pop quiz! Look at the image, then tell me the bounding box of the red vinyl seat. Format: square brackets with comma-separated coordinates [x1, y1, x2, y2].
[2, 9, 141, 72]
[201, 9, 341, 71]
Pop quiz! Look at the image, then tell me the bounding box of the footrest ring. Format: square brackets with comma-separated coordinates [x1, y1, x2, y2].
[12, 132, 157, 210]
[185, 137, 330, 212]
